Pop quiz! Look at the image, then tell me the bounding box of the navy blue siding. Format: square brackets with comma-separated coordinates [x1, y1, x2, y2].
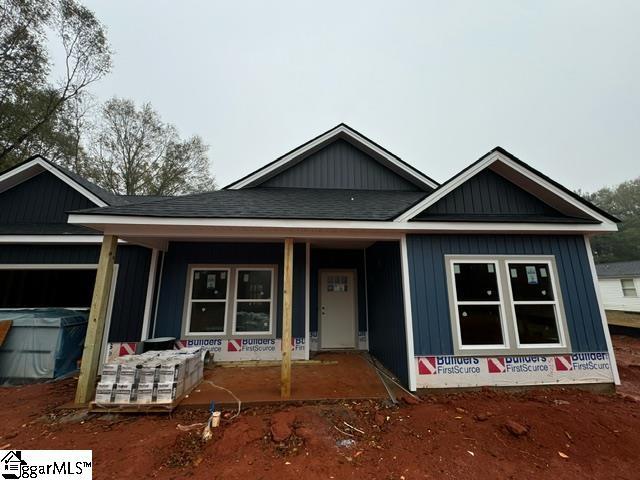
[155, 242, 306, 339]
[365, 242, 408, 385]
[0, 244, 151, 342]
[414, 169, 577, 220]
[310, 249, 367, 333]
[406, 234, 607, 355]
[261, 139, 421, 191]
[0, 171, 95, 224]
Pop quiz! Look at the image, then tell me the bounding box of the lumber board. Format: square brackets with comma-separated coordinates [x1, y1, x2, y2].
[281, 238, 294, 399]
[75, 235, 118, 404]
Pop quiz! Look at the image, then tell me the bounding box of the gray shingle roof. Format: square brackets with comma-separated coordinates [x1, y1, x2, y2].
[72, 188, 428, 221]
[596, 260, 640, 278]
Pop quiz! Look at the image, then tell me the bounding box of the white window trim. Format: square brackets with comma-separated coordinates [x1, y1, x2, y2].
[184, 266, 231, 336]
[620, 278, 638, 298]
[449, 259, 511, 352]
[231, 267, 275, 336]
[446, 255, 572, 355]
[503, 259, 567, 350]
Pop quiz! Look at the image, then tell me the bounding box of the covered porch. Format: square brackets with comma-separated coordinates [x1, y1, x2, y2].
[72, 227, 415, 404]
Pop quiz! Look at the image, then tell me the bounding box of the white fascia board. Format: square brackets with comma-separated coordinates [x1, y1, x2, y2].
[0, 235, 127, 244]
[0, 157, 108, 207]
[394, 152, 616, 227]
[67, 213, 618, 235]
[0, 159, 44, 192]
[227, 125, 438, 190]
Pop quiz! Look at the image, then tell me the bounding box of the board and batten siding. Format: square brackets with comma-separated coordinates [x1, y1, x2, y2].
[0, 170, 95, 225]
[413, 169, 583, 220]
[154, 242, 306, 340]
[260, 139, 421, 191]
[365, 241, 408, 385]
[0, 244, 151, 342]
[406, 234, 608, 355]
[598, 277, 640, 313]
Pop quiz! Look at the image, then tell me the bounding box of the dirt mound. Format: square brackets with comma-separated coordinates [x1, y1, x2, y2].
[2, 335, 640, 479]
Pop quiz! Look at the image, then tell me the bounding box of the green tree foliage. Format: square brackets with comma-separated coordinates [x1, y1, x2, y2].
[0, 0, 111, 169]
[581, 178, 640, 263]
[85, 98, 215, 195]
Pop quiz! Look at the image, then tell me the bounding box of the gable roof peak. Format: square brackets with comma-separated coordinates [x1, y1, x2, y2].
[224, 124, 439, 191]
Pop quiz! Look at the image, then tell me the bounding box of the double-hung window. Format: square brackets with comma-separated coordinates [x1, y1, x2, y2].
[621, 279, 638, 297]
[186, 269, 229, 335]
[233, 269, 274, 334]
[185, 266, 275, 337]
[447, 256, 569, 354]
[451, 261, 506, 348]
[507, 262, 564, 347]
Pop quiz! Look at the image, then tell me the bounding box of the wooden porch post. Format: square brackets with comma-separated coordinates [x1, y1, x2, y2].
[75, 235, 118, 404]
[281, 238, 294, 399]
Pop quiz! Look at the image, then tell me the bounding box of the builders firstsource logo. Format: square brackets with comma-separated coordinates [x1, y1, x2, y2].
[418, 356, 480, 375]
[487, 356, 550, 374]
[227, 339, 277, 353]
[554, 353, 610, 372]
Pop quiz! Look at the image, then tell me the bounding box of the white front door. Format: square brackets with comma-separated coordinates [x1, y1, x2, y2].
[319, 270, 357, 349]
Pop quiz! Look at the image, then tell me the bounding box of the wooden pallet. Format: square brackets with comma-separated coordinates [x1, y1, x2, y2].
[89, 381, 199, 414]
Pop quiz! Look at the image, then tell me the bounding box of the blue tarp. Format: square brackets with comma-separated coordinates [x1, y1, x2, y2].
[0, 309, 88, 383]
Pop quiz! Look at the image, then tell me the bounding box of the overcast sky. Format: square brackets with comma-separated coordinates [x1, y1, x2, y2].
[79, 0, 639, 191]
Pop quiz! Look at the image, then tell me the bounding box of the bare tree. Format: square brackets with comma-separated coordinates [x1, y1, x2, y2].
[0, 0, 111, 167]
[87, 98, 216, 195]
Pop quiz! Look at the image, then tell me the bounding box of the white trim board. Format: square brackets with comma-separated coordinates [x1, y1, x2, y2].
[584, 236, 621, 385]
[67, 214, 618, 236]
[400, 235, 417, 392]
[0, 235, 127, 244]
[394, 151, 617, 227]
[226, 124, 439, 190]
[0, 157, 108, 207]
[139, 248, 159, 341]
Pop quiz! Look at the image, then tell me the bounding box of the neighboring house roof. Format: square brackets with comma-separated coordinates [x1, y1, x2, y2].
[596, 261, 640, 278]
[72, 188, 428, 221]
[224, 123, 439, 191]
[394, 146, 620, 225]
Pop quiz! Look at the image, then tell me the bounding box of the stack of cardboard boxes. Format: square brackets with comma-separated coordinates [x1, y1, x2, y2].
[95, 347, 203, 405]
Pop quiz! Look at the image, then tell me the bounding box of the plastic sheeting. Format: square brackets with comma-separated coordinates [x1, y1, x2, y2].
[0, 309, 88, 383]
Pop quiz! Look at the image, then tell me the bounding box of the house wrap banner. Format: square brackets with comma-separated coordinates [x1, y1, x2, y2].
[107, 338, 307, 362]
[415, 352, 614, 388]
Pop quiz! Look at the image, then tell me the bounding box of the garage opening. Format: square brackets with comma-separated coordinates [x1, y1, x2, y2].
[0, 268, 97, 309]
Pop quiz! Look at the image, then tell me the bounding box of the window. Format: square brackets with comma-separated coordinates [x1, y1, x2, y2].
[186, 269, 229, 334]
[451, 262, 506, 348]
[447, 256, 569, 354]
[184, 265, 276, 337]
[621, 279, 638, 297]
[507, 262, 562, 346]
[234, 269, 274, 334]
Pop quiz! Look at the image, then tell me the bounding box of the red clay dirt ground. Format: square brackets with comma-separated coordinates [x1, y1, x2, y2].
[1, 335, 639, 480]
